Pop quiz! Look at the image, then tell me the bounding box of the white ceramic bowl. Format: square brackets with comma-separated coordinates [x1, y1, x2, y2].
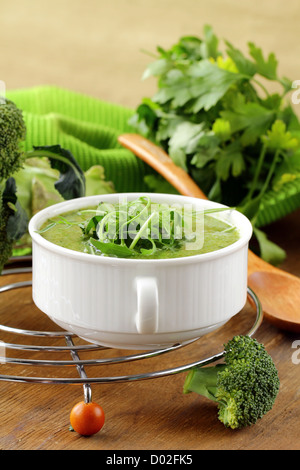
[28, 193, 253, 350]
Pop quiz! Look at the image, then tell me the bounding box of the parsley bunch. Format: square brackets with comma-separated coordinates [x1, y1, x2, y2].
[131, 25, 300, 264]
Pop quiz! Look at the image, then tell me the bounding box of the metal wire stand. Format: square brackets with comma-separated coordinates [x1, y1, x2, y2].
[0, 266, 263, 405]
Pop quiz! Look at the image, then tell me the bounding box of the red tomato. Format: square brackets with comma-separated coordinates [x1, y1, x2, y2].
[70, 401, 105, 436]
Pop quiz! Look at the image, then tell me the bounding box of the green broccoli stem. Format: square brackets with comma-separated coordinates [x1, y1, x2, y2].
[183, 364, 226, 402]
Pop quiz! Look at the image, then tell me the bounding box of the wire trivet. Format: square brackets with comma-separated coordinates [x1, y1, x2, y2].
[0, 266, 263, 406]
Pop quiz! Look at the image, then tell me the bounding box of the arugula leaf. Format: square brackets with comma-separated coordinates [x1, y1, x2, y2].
[89, 238, 134, 258]
[40, 197, 235, 260]
[81, 214, 105, 236]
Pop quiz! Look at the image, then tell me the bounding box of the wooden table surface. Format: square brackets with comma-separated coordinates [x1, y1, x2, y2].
[0, 209, 299, 451]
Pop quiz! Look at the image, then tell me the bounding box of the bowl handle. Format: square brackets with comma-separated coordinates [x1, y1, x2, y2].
[135, 277, 159, 334]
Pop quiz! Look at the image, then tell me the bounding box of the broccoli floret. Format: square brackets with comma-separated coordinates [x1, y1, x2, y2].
[0, 98, 26, 180]
[183, 335, 280, 429]
[0, 99, 27, 271]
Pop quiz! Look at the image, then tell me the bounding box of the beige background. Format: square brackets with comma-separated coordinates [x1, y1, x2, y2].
[0, 0, 299, 109]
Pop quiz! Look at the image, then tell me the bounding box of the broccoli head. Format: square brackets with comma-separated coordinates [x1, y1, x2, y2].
[183, 335, 280, 429]
[0, 98, 26, 180]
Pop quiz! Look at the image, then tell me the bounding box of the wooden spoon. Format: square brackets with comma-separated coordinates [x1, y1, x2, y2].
[118, 133, 300, 333]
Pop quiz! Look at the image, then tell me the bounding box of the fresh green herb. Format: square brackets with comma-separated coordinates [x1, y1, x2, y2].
[81, 196, 189, 258]
[89, 238, 134, 258]
[131, 25, 300, 264]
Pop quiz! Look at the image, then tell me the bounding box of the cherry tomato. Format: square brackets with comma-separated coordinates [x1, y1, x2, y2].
[70, 401, 105, 436]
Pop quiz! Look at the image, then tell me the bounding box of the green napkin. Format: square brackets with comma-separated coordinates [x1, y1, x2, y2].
[6, 85, 149, 192]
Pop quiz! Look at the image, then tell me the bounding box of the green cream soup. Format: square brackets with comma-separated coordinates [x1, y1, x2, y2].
[39, 197, 240, 259]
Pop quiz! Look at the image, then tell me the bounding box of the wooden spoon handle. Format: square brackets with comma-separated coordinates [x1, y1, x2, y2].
[118, 134, 207, 200]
